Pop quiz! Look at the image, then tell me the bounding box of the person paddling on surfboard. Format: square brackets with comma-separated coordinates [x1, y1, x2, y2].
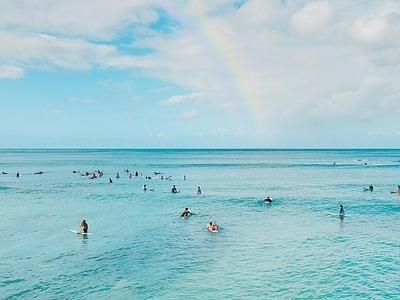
[264, 197, 273, 205]
[180, 208, 192, 218]
[77, 219, 88, 234]
[339, 205, 344, 216]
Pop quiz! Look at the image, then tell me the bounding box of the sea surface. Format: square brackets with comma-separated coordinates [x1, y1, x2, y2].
[1, 149, 400, 299]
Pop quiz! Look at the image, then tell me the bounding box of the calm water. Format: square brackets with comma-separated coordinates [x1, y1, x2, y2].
[1, 149, 400, 299]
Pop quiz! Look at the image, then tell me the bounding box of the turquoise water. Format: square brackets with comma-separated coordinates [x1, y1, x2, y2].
[1, 149, 400, 299]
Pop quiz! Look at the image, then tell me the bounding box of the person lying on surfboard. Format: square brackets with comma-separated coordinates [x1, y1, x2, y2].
[264, 197, 272, 205]
[77, 219, 88, 234]
[180, 208, 192, 218]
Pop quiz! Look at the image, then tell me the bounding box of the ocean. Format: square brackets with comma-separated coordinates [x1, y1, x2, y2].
[1, 149, 400, 299]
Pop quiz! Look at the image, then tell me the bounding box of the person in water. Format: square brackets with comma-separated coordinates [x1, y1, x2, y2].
[143, 184, 147, 191]
[264, 197, 273, 204]
[339, 205, 345, 216]
[109, 178, 113, 183]
[171, 185, 178, 193]
[207, 222, 218, 231]
[369, 184, 373, 191]
[180, 208, 192, 218]
[197, 186, 201, 194]
[397, 185, 400, 193]
[77, 219, 88, 234]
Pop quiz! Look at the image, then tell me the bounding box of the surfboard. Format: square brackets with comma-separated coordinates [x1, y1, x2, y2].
[363, 187, 373, 191]
[207, 226, 218, 233]
[70, 229, 92, 235]
[325, 212, 347, 217]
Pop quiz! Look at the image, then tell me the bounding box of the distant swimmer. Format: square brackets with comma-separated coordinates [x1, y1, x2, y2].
[180, 208, 192, 218]
[183, 175, 186, 180]
[16, 172, 20, 178]
[128, 173, 133, 179]
[109, 178, 113, 183]
[124, 169, 129, 173]
[264, 197, 273, 205]
[207, 222, 218, 232]
[2, 171, 8, 174]
[116, 173, 120, 178]
[34, 171, 44, 175]
[77, 219, 88, 234]
[339, 205, 345, 216]
[171, 185, 178, 193]
[161, 175, 164, 180]
[143, 184, 147, 191]
[135, 171, 138, 176]
[197, 186, 201, 194]
[369, 184, 374, 191]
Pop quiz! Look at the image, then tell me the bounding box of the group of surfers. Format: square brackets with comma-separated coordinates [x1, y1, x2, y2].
[179, 207, 219, 232]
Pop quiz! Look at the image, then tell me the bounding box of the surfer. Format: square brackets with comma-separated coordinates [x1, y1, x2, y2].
[369, 184, 373, 191]
[264, 197, 273, 205]
[197, 186, 201, 194]
[180, 208, 192, 218]
[171, 185, 178, 193]
[77, 219, 88, 234]
[397, 185, 400, 193]
[339, 205, 345, 216]
[109, 178, 113, 183]
[143, 184, 147, 191]
[16, 172, 20, 178]
[183, 175, 186, 180]
[207, 222, 218, 232]
[116, 173, 120, 178]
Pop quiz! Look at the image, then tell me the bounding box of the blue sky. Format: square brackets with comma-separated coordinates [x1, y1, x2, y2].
[1, 0, 400, 148]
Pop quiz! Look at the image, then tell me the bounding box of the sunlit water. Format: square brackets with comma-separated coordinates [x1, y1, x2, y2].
[1, 149, 400, 299]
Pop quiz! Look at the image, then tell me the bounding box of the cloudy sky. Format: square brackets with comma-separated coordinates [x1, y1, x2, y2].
[1, 0, 400, 148]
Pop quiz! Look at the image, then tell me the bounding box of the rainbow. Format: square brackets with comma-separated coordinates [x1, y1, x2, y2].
[177, 1, 265, 127]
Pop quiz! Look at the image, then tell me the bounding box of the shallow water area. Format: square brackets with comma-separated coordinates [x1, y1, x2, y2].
[1, 149, 400, 299]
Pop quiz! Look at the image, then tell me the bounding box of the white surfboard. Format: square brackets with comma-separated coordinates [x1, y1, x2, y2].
[70, 229, 92, 235]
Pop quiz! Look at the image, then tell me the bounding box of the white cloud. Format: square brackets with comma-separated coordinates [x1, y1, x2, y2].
[181, 110, 199, 120]
[0, 65, 24, 78]
[290, 1, 334, 36]
[349, 2, 400, 44]
[159, 92, 205, 106]
[42, 109, 60, 119]
[65, 97, 100, 104]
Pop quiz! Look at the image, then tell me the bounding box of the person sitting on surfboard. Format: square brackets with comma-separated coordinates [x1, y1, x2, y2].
[339, 205, 344, 216]
[180, 208, 192, 218]
[369, 184, 373, 191]
[207, 222, 218, 231]
[171, 185, 178, 193]
[77, 220, 88, 234]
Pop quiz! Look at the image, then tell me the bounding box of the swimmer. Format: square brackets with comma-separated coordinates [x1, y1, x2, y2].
[339, 205, 345, 216]
[196, 186, 201, 194]
[16, 172, 20, 178]
[116, 173, 120, 178]
[109, 178, 113, 183]
[183, 175, 186, 180]
[77, 219, 88, 234]
[369, 184, 373, 191]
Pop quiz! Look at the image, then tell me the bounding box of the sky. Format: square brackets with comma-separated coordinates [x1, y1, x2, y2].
[1, 0, 400, 148]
